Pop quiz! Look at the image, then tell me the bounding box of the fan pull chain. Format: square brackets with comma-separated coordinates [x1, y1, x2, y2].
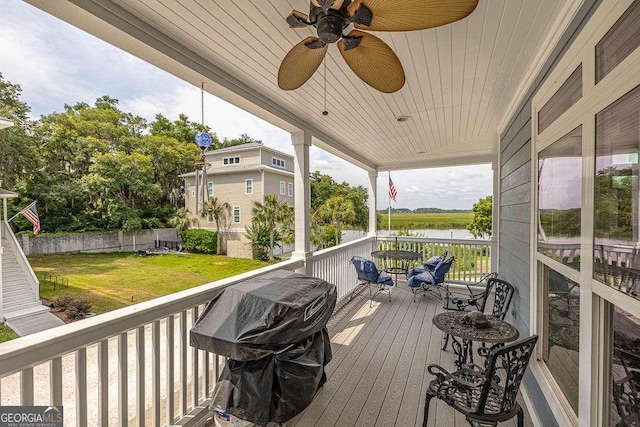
[322, 59, 328, 116]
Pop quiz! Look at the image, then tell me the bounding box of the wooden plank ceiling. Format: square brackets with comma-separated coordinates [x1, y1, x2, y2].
[29, 0, 566, 171]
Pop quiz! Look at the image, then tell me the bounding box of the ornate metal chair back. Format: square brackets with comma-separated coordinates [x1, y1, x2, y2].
[475, 335, 538, 416]
[480, 278, 515, 320]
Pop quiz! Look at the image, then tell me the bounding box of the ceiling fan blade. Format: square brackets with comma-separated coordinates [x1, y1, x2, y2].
[312, 0, 344, 10]
[278, 37, 328, 91]
[338, 30, 405, 93]
[349, 0, 478, 32]
[286, 10, 311, 28]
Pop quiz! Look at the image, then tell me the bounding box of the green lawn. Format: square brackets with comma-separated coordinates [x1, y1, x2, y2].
[380, 212, 473, 230]
[29, 252, 269, 314]
[0, 324, 19, 343]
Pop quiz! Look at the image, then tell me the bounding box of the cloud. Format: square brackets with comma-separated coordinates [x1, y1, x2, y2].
[0, 0, 493, 210]
[378, 165, 493, 210]
[405, 186, 423, 194]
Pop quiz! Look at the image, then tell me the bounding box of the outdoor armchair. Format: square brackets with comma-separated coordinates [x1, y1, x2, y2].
[407, 256, 455, 302]
[350, 256, 394, 307]
[407, 251, 448, 278]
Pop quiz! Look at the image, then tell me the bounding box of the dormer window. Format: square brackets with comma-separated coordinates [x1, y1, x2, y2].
[223, 156, 240, 165]
[272, 157, 285, 168]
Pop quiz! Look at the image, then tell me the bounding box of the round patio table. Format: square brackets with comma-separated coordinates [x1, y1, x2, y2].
[371, 249, 421, 283]
[432, 311, 519, 369]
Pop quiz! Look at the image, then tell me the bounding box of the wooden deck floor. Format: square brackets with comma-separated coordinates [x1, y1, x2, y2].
[287, 286, 534, 427]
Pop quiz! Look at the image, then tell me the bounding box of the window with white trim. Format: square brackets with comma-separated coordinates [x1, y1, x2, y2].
[288, 182, 293, 197]
[233, 206, 240, 223]
[207, 181, 214, 197]
[246, 179, 253, 194]
[531, 1, 640, 424]
[223, 156, 240, 165]
[272, 157, 285, 168]
[280, 181, 286, 195]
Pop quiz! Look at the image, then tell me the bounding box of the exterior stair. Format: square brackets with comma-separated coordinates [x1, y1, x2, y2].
[5, 308, 64, 336]
[1, 236, 64, 335]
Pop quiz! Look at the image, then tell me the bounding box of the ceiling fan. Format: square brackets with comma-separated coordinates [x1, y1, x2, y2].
[278, 0, 479, 93]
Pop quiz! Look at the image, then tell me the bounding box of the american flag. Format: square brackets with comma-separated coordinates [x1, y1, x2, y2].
[388, 175, 397, 202]
[20, 202, 41, 235]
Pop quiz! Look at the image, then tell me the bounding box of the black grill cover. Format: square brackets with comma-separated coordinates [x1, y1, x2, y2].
[190, 270, 336, 361]
[189, 270, 336, 425]
[211, 328, 332, 425]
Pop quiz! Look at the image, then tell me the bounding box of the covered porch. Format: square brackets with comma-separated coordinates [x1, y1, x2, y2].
[6, 0, 640, 425]
[0, 236, 531, 426]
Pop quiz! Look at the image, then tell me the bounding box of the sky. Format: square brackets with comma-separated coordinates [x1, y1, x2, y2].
[0, 0, 493, 210]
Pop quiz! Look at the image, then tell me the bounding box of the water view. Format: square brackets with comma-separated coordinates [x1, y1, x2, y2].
[342, 228, 476, 244]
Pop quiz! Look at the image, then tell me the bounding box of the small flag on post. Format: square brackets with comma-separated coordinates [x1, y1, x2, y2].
[20, 202, 41, 235]
[388, 175, 397, 202]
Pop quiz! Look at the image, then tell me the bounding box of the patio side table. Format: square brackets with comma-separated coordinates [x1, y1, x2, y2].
[432, 311, 519, 370]
[371, 249, 421, 284]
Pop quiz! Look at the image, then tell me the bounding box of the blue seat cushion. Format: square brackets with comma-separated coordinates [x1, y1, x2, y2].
[408, 255, 443, 278]
[407, 271, 435, 288]
[424, 255, 443, 268]
[378, 273, 394, 287]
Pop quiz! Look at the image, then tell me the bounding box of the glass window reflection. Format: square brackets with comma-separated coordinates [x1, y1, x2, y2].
[611, 307, 640, 426]
[541, 264, 580, 413]
[595, 85, 640, 300]
[538, 126, 582, 269]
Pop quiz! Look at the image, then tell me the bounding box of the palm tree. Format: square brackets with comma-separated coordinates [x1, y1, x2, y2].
[202, 197, 230, 255]
[169, 208, 194, 230]
[251, 194, 293, 261]
[315, 195, 356, 246]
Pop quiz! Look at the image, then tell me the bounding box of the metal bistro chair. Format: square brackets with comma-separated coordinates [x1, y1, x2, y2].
[350, 256, 394, 307]
[424, 335, 538, 427]
[442, 276, 512, 351]
[407, 256, 455, 302]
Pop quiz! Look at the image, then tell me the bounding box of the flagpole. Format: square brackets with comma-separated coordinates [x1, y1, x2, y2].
[388, 172, 391, 232]
[7, 201, 35, 223]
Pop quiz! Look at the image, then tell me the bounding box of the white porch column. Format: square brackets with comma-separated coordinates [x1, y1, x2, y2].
[491, 158, 500, 273]
[291, 131, 312, 265]
[368, 171, 378, 236]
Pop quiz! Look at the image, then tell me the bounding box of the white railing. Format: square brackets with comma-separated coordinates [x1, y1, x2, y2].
[308, 235, 376, 302]
[0, 235, 487, 426]
[2, 221, 39, 299]
[0, 259, 304, 427]
[375, 235, 493, 283]
[0, 238, 376, 427]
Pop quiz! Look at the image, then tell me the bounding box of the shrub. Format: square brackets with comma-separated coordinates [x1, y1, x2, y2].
[180, 229, 217, 254]
[66, 306, 82, 320]
[53, 295, 75, 311]
[66, 299, 92, 320]
[71, 298, 92, 314]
